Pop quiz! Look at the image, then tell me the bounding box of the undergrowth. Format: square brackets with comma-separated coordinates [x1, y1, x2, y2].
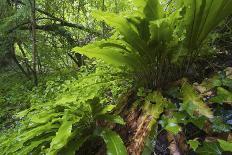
[0, 62, 132, 154]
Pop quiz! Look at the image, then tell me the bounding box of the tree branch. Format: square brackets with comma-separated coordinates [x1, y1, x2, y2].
[11, 0, 101, 35]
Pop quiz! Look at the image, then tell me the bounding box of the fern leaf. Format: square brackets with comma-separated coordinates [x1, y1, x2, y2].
[94, 128, 127, 155]
[49, 116, 73, 155]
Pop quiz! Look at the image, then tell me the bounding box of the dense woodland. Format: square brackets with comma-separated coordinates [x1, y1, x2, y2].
[0, 0, 232, 154]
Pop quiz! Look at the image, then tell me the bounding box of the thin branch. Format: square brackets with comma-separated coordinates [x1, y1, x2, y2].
[11, 0, 101, 35]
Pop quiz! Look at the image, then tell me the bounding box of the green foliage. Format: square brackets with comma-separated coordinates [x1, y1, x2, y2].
[94, 128, 127, 155]
[218, 139, 232, 152]
[144, 91, 167, 129]
[196, 142, 222, 155]
[180, 0, 232, 50]
[211, 117, 231, 133]
[73, 0, 232, 89]
[181, 82, 213, 118]
[0, 71, 32, 130]
[188, 139, 200, 151]
[0, 64, 131, 154]
[210, 87, 232, 104]
[160, 116, 181, 134]
[1, 0, 232, 154]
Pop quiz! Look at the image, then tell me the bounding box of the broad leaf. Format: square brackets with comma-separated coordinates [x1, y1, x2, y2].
[160, 117, 181, 135]
[182, 0, 232, 50]
[181, 82, 213, 118]
[196, 142, 222, 155]
[95, 128, 127, 155]
[218, 139, 232, 152]
[188, 139, 200, 151]
[92, 11, 146, 53]
[210, 87, 232, 104]
[49, 117, 73, 155]
[73, 42, 136, 68]
[96, 114, 125, 125]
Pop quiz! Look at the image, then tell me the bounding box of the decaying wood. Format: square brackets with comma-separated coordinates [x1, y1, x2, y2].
[96, 90, 162, 155]
[167, 132, 188, 155]
[126, 109, 154, 155]
[167, 132, 181, 155]
[115, 102, 158, 155]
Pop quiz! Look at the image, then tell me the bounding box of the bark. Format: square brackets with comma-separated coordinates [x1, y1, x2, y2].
[102, 0, 106, 38]
[167, 132, 188, 155]
[10, 43, 30, 78]
[17, 43, 33, 75]
[67, 52, 80, 66]
[97, 91, 161, 155]
[167, 132, 181, 155]
[8, 0, 101, 68]
[119, 105, 155, 155]
[8, 0, 101, 36]
[11, 53, 29, 78]
[30, 0, 38, 86]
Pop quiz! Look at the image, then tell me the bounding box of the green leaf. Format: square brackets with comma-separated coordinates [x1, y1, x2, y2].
[134, 0, 163, 20]
[222, 78, 232, 89]
[17, 137, 53, 155]
[97, 104, 116, 115]
[31, 112, 61, 124]
[183, 0, 232, 50]
[73, 43, 134, 68]
[4, 123, 59, 154]
[49, 117, 73, 155]
[95, 128, 127, 155]
[211, 117, 231, 133]
[197, 142, 222, 155]
[144, 91, 166, 127]
[210, 87, 232, 104]
[144, 0, 163, 20]
[181, 82, 213, 118]
[188, 139, 200, 151]
[160, 117, 181, 135]
[149, 18, 173, 43]
[189, 116, 206, 129]
[92, 11, 146, 53]
[218, 139, 232, 152]
[59, 135, 91, 155]
[96, 114, 125, 125]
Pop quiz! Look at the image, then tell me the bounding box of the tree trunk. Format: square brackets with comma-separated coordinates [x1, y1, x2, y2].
[102, 0, 106, 38]
[10, 42, 30, 79]
[30, 0, 38, 86]
[17, 43, 33, 75]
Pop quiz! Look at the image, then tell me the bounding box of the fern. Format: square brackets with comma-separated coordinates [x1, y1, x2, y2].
[0, 64, 130, 154]
[73, 0, 232, 89]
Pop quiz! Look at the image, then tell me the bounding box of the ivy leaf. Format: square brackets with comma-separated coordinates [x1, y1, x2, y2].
[196, 142, 222, 155]
[210, 87, 232, 104]
[211, 117, 231, 133]
[222, 78, 232, 89]
[181, 82, 213, 118]
[165, 121, 181, 135]
[189, 116, 206, 129]
[160, 117, 181, 135]
[218, 139, 232, 152]
[94, 128, 127, 155]
[188, 139, 200, 151]
[201, 75, 222, 90]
